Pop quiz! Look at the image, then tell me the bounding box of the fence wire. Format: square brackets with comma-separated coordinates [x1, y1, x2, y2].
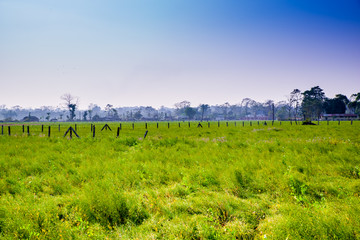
[0, 120, 358, 139]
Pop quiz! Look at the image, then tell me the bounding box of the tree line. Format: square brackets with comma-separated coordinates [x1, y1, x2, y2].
[1, 86, 359, 122]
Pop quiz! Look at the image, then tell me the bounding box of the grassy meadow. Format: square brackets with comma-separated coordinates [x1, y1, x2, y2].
[0, 121, 360, 239]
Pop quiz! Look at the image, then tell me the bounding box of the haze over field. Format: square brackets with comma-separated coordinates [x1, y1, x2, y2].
[1, 0, 360, 109]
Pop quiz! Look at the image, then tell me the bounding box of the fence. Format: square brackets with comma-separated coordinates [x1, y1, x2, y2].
[0, 120, 358, 139]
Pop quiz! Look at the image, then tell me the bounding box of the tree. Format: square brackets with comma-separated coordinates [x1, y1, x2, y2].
[249, 100, 260, 118]
[68, 104, 76, 120]
[275, 101, 288, 120]
[286, 89, 302, 120]
[290, 89, 302, 120]
[88, 103, 100, 121]
[2, 110, 17, 121]
[323, 94, 349, 114]
[229, 104, 241, 119]
[83, 111, 88, 121]
[184, 107, 197, 120]
[286, 95, 294, 120]
[61, 93, 78, 121]
[112, 109, 119, 119]
[241, 98, 255, 118]
[134, 110, 142, 120]
[349, 93, 360, 114]
[174, 101, 191, 119]
[88, 110, 92, 121]
[264, 100, 274, 120]
[144, 106, 157, 119]
[174, 101, 190, 110]
[105, 104, 114, 117]
[199, 104, 210, 121]
[335, 94, 350, 105]
[220, 102, 231, 120]
[301, 86, 325, 120]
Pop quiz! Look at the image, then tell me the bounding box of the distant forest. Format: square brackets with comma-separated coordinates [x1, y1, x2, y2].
[1, 86, 359, 122]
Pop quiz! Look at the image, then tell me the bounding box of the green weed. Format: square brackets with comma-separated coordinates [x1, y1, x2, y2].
[0, 121, 359, 238]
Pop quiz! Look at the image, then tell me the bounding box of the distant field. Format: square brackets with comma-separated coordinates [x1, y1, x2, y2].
[0, 121, 359, 239]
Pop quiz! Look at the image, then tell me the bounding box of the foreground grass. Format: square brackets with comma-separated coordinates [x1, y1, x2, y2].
[0, 122, 359, 239]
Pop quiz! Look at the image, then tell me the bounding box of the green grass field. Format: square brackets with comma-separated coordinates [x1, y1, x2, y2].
[0, 121, 359, 239]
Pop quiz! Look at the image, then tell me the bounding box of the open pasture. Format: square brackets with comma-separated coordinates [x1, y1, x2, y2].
[0, 121, 360, 239]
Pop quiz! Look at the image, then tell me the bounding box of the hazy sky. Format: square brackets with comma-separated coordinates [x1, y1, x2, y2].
[1, 0, 360, 109]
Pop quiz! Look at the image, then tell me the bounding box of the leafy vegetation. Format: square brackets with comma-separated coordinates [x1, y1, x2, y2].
[0, 121, 359, 239]
[2, 87, 359, 123]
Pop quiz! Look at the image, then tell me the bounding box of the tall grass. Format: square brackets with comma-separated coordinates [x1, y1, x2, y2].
[0, 121, 359, 239]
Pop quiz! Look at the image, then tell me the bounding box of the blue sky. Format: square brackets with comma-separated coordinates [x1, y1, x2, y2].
[1, 0, 360, 109]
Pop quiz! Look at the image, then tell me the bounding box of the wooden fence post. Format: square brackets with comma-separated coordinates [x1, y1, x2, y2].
[75, 124, 77, 131]
[250, 122, 252, 126]
[188, 122, 190, 128]
[226, 122, 228, 127]
[8, 126, 11, 136]
[91, 124, 93, 131]
[157, 122, 159, 128]
[22, 125, 24, 133]
[117, 127, 120, 137]
[145, 123, 147, 129]
[101, 124, 111, 131]
[48, 126, 51, 137]
[168, 122, 170, 128]
[58, 124, 60, 132]
[208, 122, 210, 128]
[27, 126, 30, 136]
[132, 123, 134, 129]
[1, 125, 3, 135]
[63, 127, 80, 139]
[120, 123, 122, 130]
[338, 120, 340, 125]
[179, 122, 181, 128]
[351, 120, 353, 125]
[218, 121, 220, 127]
[243, 121, 244, 127]
[42, 125, 44, 132]
[93, 126, 96, 138]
